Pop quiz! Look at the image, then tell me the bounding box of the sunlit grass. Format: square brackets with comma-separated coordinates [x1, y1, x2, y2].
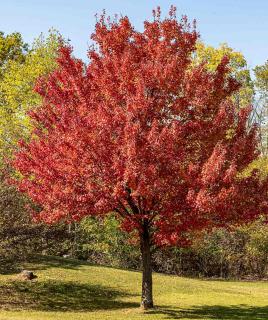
[0, 256, 268, 319]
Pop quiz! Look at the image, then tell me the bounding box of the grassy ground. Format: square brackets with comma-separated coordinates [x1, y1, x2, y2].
[0, 256, 267, 320]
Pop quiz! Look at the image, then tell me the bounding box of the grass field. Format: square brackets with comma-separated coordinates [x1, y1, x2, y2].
[0, 256, 268, 320]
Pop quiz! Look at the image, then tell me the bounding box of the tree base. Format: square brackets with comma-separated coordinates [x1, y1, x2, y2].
[141, 300, 154, 310]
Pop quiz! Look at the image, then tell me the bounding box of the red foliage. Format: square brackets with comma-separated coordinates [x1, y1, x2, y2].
[12, 8, 268, 247]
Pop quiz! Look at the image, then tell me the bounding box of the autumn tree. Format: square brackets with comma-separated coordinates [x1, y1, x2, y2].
[12, 8, 268, 308]
[0, 31, 81, 265]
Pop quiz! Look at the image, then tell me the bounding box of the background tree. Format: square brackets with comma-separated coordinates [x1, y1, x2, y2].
[78, 215, 140, 267]
[0, 31, 74, 265]
[0, 30, 61, 161]
[195, 42, 254, 109]
[242, 61, 268, 173]
[0, 168, 76, 269]
[0, 31, 27, 72]
[12, 8, 268, 309]
[254, 61, 268, 153]
[254, 61, 268, 101]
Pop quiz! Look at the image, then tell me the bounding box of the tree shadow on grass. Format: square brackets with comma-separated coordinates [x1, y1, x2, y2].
[0, 260, 22, 275]
[0, 256, 84, 275]
[147, 305, 268, 319]
[29, 255, 90, 271]
[14, 255, 140, 274]
[0, 280, 139, 312]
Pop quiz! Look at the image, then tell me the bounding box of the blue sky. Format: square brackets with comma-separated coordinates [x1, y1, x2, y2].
[1, 0, 267, 68]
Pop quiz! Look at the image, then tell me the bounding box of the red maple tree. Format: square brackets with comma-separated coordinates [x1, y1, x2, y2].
[12, 7, 268, 308]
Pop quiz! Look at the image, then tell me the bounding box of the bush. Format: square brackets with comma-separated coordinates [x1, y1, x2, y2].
[0, 172, 75, 267]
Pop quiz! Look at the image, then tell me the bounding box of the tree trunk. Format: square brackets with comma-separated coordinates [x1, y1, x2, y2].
[140, 222, 153, 309]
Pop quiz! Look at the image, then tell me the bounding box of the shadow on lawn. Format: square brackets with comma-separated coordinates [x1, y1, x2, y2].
[0, 256, 86, 275]
[0, 280, 139, 312]
[28, 255, 90, 271]
[30, 255, 141, 274]
[147, 305, 268, 319]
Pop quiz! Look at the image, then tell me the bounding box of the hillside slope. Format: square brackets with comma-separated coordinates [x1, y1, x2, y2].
[0, 256, 268, 320]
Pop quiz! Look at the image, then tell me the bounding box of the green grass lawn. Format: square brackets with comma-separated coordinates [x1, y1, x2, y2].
[0, 256, 268, 320]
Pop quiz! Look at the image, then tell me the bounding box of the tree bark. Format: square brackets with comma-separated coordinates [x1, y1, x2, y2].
[140, 222, 153, 309]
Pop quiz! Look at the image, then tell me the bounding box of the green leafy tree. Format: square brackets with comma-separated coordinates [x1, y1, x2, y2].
[254, 60, 268, 99]
[78, 215, 140, 267]
[0, 31, 27, 73]
[0, 30, 61, 159]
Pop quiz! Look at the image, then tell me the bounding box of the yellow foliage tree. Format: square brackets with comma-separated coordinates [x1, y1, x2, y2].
[195, 42, 254, 109]
[0, 30, 61, 160]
